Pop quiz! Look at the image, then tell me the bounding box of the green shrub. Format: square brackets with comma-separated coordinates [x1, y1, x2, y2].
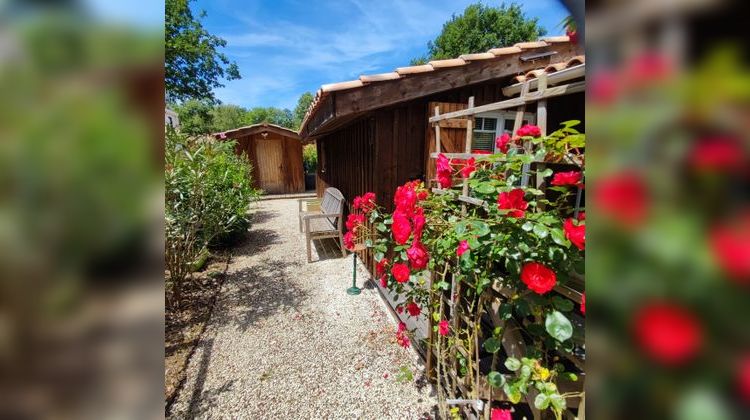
[302, 144, 317, 174]
[165, 129, 259, 306]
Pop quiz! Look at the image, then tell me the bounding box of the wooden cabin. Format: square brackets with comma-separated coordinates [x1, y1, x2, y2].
[214, 123, 305, 194]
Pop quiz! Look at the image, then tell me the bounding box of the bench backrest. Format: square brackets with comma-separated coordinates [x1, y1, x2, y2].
[320, 187, 344, 229]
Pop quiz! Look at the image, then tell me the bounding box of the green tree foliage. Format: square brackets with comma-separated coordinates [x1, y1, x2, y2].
[413, 2, 545, 63]
[293, 91, 314, 129]
[246, 107, 294, 128]
[172, 99, 215, 135]
[211, 104, 248, 132]
[166, 0, 240, 103]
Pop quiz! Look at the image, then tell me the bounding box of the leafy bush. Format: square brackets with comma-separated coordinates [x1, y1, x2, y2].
[302, 144, 317, 174]
[165, 129, 258, 307]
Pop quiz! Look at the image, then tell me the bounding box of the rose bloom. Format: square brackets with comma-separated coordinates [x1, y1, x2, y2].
[491, 408, 512, 420]
[376, 258, 389, 276]
[710, 212, 750, 284]
[406, 301, 421, 317]
[461, 157, 476, 178]
[456, 240, 470, 256]
[343, 231, 355, 250]
[521, 262, 557, 294]
[551, 170, 582, 187]
[566, 27, 578, 44]
[394, 183, 417, 214]
[593, 171, 648, 227]
[495, 133, 512, 153]
[407, 241, 429, 270]
[563, 217, 585, 250]
[353, 192, 376, 213]
[688, 136, 746, 173]
[516, 124, 541, 138]
[738, 355, 750, 403]
[633, 302, 702, 365]
[436, 153, 451, 173]
[438, 320, 450, 336]
[345, 213, 366, 231]
[379, 275, 388, 288]
[436, 153, 453, 188]
[437, 172, 452, 188]
[392, 211, 412, 245]
[590, 70, 619, 106]
[412, 207, 426, 241]
[624, 52, 672, 87]
[580, 292, 585, 315]
[391, 263, 410, 283]
[497, 188, 528, 218]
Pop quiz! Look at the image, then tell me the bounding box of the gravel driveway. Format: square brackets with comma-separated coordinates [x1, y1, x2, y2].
[168, 198, 436, 419]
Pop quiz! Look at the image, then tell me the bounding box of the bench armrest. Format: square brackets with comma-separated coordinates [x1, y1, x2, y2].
[298, 198, 321, 212]
[302, 212, 342, 220]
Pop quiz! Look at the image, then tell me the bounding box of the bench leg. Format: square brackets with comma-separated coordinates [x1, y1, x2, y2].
[299, 215, 303, 233]
[306, 235, 312, 263]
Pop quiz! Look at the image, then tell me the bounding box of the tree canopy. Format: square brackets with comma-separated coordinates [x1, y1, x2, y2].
[411, 2, 546, 65]
[166, 0, 240, 103]
[293, 92, 314, 130]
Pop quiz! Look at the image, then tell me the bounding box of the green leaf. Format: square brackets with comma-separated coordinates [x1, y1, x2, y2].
[374, 252, 384, 262]
[454, 222, 468, 235]
[549, 394, 566, 411]
[487, 371, 505, 388]
[483, 337, 502, 353]
[533, 224, 549, 239]
[470, 221, 491, 237]
[550, 228, 570, 247]
[541, 167, 554, 177]
[504, 357, 521, 371]
[504, 384, 523, 404]
[551, 296, 574, 312]
[473, 182, 497, 194]
[545, 311, 573, 342]
[521, 221, 534, 231]
[534, 393, 551, 410]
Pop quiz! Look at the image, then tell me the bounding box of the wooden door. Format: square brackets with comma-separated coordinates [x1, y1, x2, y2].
[254, 136, 285, 193]
[424, 102, 470, 185]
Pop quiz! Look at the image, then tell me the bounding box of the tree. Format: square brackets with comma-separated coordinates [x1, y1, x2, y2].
[412, 2, 545, 63]
[212, 104, 248, 132]
[173, 99, 215, 135]
[166, 0, 240, 103]
[246, 107, 294, 129]
[293, 92, 314, 130]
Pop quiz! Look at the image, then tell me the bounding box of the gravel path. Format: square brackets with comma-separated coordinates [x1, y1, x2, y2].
[169, 198, 436, 419]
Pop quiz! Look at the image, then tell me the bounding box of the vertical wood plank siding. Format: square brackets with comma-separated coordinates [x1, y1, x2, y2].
[223, 133, 304, 193]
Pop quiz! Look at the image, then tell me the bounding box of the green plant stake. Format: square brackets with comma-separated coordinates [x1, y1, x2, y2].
[347, 252, 361, 295]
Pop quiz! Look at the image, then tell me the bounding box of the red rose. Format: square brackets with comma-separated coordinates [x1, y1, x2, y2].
[394, 184, 417, 214]
[633, 302, 702, 365]
[379, 275, 388, 288]
[688, 136, 746, 173]
[438, 320, 450, 336]
[738, 356, 750, 402]
[497, 188, 528, 218]
[406, 241, 429, 270]
[353, 192, 376, 213]
[376, 258, 389, 276]
[406, 301, 421, 317]
[495, 133, 512, 153]
[521, 262, 557, 294]
[343, 231, 355, 250]
[461, 157, 476, 178]
[345, 213, 366, 231]
[437, 153, 453, 188]
[551, 170, 582, 187]
[391, 263, 410, 283]
[491, 408, 512, 420]
[456, 240, 470, 256]
[392, 211, 412, 245]
[580, 293, 586, 315]
[517, 124, 541, 138]
[566, 28, 578, 44]
[590, 70, 619, 106]
[593, 171, 648, 227]
[436, 153, 451, 173]
[710, 212, 750, 284]
[412, 207, 426, 241]
[624, 52, 672, 87]
[472, 150, 491, 155]
[563, 218, 585, 250]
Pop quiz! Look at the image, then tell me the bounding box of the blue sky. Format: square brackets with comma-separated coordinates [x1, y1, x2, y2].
[194, 0, 570, 109]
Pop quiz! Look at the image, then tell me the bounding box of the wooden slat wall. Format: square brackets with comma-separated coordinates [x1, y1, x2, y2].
[223, 133, 304, 194]
[424, 102, 469, 184]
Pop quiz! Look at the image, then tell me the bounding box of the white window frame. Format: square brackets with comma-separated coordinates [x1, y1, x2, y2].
[473, 111, 536, 153]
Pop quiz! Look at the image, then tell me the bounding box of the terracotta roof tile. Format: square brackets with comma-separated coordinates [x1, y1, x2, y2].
[395, 64, 434, 75]
[566, 55, 585, 66]
[321, 79, 363, 92]
[541, 35, 571, 43]
[359, 72, 401, 82]
[428, 58, 467, 68]
[459, 52, 496, 61]
[513, 41, 549, 49]
[488, 46, 522, 56]
[544, 63, 568, 73]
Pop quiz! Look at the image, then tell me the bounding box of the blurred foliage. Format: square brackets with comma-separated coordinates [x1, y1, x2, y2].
[410, 2, 545, 65]
[166, 0, 240, 103]
[302, 144, 317, 174]
[165, 130, 259, 308]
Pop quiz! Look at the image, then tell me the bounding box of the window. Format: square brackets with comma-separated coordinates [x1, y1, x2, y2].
[472, 117, 498, 152]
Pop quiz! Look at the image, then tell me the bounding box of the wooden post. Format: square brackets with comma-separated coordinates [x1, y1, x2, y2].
[535, 74, 548, 190]
[515, 82, 533, 187]
[461, 97, 474, 215]
[434, 106, 442, 190]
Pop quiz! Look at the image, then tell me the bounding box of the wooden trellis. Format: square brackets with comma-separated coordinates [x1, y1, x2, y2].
[424, 74, 585, 420]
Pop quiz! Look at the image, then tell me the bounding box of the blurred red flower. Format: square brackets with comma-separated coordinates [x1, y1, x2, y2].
[456, 240, 470, 256]
[379, 275, 387, 288]
[633, 303, 702, 365]
[391, 263, 410, 283]
[739, 356, 750, 403]
[521, 262, 557, 294]
[624, 52, 673, 87]
[376, 258, 389, 276]
[353, 192, 376, 213]
[688, 136, 746, 173]
[406, 240, 429, 270]
[517, 124, 541, 138]
[406, 301, 421, 317]
[551, 171, 583, 187]
[461, 157, 476, 178]
[343, 231, 355, 250]
[590, 70, 619, 105]
[563, 217, 585, 250]
[394, 183, 417, 214]
[392, 211, 412, 244]
[438, 320, 450, 336]
[496, 133, 512, 153]
[412, 207, 426, 241]
[345, 213, 365, 231]
[710, 213, 750, 284]
[491, 408, 512, 420]
[580, 293, 586, 315]
[497, 188, 528, 218]
[593, 171, 648, 227]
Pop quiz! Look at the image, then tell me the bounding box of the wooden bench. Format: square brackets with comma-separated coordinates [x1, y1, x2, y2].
[298, 187, 346, 262]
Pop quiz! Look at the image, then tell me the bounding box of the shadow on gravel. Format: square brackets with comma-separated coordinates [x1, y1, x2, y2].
[249, 209, 277, 225]
[184, 338, 238, 417]
[212, 259, 308, 332]
[311, 238, 347, 262]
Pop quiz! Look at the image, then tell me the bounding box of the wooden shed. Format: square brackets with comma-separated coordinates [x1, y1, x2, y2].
[300, 36, 584, 226]
[214, 123, 305, 194]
